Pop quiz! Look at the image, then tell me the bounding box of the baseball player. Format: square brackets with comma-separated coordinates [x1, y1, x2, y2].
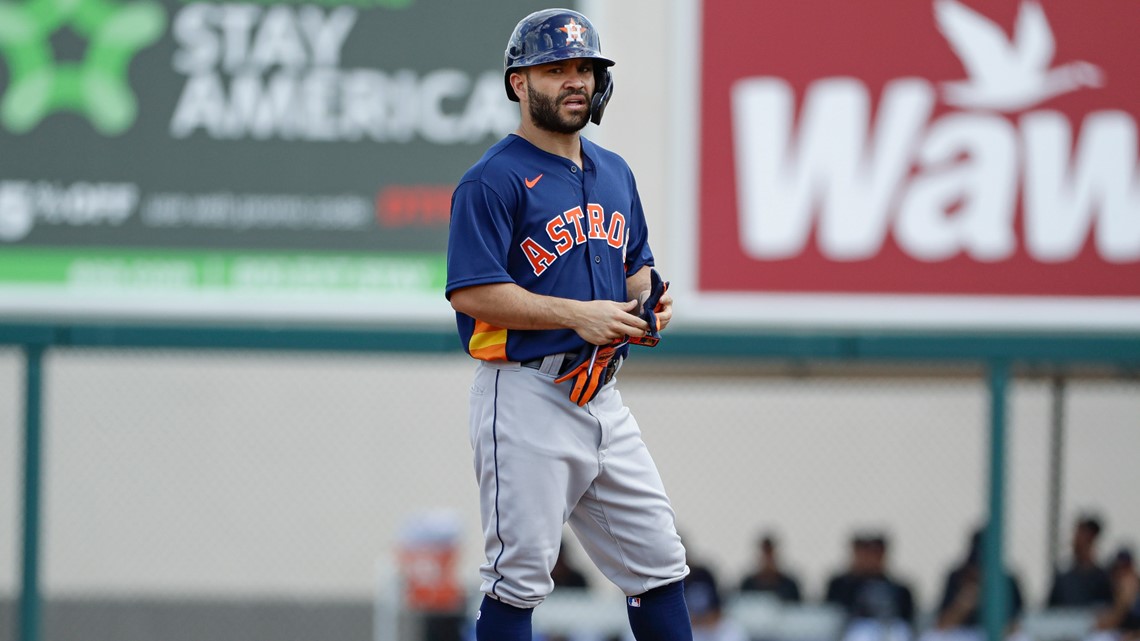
[445, 8, 693, 641]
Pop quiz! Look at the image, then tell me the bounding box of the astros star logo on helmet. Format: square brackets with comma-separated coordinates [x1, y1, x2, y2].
[558, 18, 587, 44]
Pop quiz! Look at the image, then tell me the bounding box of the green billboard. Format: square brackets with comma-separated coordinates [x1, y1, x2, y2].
[0, 0, 547, 322]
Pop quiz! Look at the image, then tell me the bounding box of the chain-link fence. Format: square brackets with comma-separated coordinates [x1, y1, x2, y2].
[1, 340, 1138, 641]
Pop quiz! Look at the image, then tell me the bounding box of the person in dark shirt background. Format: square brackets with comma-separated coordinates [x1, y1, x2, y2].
[1049, 514, 1114, 609]
[924, 527, 1025, 641]
[825, 531, 918, 641]
[550, 540, 589, 590]
[825, 531, 916, 625]
[1094, 548, 1140, 639]
[739, 532, 803, 603]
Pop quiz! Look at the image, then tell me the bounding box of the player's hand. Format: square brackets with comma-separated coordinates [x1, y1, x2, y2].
[573, 299, 648, 345]
[629, 268, 670, 347]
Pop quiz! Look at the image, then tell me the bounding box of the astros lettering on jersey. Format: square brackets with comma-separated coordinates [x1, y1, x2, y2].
[446, 135, 653, 363]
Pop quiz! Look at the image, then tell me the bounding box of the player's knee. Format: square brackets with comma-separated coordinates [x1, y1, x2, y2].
[652, 528, 689, 575]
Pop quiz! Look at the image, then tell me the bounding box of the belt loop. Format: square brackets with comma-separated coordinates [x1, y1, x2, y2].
[539, 353, 567, 376]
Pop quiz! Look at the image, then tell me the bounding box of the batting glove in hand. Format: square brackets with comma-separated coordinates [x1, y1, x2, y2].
[629, 268, 669, 348]
[555, 343, 620, 407]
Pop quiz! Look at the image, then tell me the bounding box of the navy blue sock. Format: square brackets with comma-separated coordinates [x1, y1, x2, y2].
[475, 594, 532, 641]
[626, 581, 693, 641]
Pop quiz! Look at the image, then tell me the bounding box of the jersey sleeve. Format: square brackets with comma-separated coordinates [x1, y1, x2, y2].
[623, 173, 655, 275]
[446, 179, 516, 299]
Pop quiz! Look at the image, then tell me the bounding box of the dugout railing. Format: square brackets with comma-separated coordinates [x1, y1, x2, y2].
[2, 322, 1139, 641]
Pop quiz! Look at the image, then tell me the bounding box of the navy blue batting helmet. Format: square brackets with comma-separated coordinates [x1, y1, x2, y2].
[504, 8, 615, 125]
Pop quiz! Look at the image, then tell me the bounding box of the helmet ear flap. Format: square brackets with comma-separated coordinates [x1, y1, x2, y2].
[589, 69, 614, 125]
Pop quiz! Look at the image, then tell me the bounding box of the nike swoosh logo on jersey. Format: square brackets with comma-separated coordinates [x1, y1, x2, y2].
[525, 174, 543, 189]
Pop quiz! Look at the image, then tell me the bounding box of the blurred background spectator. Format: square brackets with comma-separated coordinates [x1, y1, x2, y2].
[682, 535, 750, 641]
[738, 532, 803, 603]
[826, 531, 917, 641]
[921, 527, 1026, 641]
[542, 539, 611, 641]
[1049, 514, 1114, 609]
[551, 540, 590, 591]
[1090, 547, 1140, 640]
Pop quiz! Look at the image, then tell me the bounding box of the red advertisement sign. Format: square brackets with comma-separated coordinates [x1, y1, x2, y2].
[699, 0, 1140, 299]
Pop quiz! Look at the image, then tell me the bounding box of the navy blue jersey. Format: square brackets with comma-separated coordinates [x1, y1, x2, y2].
[446, 134, 654, 362]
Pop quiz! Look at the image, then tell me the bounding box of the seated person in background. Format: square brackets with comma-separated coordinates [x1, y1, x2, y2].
[826, 531, 917, 641]
[551, 540, 589, 590]
[921, 527, 1026, 641]
[616, 532, 751, 641]
[1090, 547, 1140, 641]
[825, 532, 917, 622]
[739, 532, 803, 602]
[685, 559, 749, 641]
[545, 540, 605, 641]
[1049, 514, 1114, 609]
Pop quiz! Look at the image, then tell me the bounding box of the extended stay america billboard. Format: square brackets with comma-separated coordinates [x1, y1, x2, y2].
[0, 0, 547, 323]
[688, 0, 1140, 330]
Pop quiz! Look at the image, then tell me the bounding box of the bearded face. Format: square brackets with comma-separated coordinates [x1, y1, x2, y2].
[526, 82, 591, 134]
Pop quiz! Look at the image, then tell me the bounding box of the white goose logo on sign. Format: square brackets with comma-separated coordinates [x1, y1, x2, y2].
[935, 0, 1103, 112]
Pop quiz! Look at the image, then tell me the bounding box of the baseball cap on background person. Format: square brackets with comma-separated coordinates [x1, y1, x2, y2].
[1077, 513, 1103, 533]
[683, 564, 722, 619]
[1111, 547, 1135, 568]
[502, 8, 616, 124]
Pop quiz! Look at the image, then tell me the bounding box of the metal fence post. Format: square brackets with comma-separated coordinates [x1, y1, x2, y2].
[1046, 376, 1066, 577]
[984, 360, 1010, 641]
[20, 344, 44, 641]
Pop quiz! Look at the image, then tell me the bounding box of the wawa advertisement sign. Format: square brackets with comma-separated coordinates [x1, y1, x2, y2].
[694, 0, 1140, 330]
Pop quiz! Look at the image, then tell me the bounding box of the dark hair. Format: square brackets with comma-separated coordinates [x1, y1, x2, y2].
[1077, 514, 1103, 537]
[967, 528, 985, 564]
[1112, 547, 1134, 566]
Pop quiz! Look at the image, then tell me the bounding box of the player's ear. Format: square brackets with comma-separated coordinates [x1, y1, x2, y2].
[509, 71, 527, 102]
